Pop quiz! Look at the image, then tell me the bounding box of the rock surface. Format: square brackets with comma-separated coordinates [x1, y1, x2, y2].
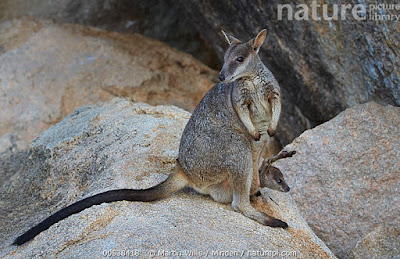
[274, 102, 400, 258]
[0, 0, 220, 68]
[0, 18, 217, 153]
[0, 98, 335, 258]
[350, 225, 400, 259]
[3, 1, 398, 146]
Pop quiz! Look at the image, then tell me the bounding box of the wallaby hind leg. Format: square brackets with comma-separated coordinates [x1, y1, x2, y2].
[209, 180, 233, 204]
[250, 134, 269, 195]
[231, 169, 288, 229]
[250, 154, 261, 196]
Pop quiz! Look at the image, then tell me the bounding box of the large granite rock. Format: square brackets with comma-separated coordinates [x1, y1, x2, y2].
[274, 102, 400, 258]
[0, 18, 217, 153]
[0, 99, 334, 258]
[350, 225, 400, 259]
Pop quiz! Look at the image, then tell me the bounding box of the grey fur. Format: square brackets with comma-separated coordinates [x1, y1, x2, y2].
[178, 29, 285, 228]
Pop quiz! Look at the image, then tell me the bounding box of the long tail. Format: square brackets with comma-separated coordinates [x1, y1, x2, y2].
[13, 170, 188, 246]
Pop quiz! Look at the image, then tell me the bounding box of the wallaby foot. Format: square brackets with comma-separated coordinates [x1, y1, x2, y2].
[231, 169, 288, 229]
[232, 201, 287, 229]
[266, 217, 288, 229]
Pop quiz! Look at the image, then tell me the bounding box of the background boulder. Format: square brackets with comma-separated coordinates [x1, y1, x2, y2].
[0, 18, 217, 153]
[274, 102, 400, 258]
[1, 0, 398, 145]
[0, 0, 220, 67]
[0, 99, 335, 258]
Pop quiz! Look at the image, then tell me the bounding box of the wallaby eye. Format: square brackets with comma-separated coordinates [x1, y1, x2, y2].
[276, 179, 282, 184]
[236, 57, 244, 62]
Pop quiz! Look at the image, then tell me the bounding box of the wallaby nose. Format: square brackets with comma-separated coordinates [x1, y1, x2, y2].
[218, 74, 225, 82]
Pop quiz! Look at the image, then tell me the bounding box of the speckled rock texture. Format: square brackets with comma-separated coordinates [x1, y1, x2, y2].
[0, 0, 219, 68]
[350, 225, 400, 259]
[0, 99, 335, 258]
[0, 18, 217, 153]
[275, 102, 400, 258]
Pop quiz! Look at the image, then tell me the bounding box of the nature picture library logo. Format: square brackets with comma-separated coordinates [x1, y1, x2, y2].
[278, 1, 400, 21]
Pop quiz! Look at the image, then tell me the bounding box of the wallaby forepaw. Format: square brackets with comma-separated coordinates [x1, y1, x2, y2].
[266, 218, 288, 229]
[252, 131, 261, 141]
[267, 128, 276, 137]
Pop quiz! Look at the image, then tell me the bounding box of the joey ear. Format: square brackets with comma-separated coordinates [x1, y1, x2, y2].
[221, 30, 241, 45]
[259, 159, 268, 173]
[251, 29, 267, 52]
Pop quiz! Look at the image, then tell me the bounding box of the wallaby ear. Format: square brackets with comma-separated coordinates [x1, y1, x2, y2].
[221, 30, 241, 45]
[252, 29, 267, 52]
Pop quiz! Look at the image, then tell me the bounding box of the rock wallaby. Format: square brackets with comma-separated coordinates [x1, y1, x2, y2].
[13, 29, 286, 246]
[258, 150, 296, 193]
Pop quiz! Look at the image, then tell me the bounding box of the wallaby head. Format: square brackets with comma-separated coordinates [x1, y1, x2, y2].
[218, 29, 267, 83]
[259, 165, 290, 193]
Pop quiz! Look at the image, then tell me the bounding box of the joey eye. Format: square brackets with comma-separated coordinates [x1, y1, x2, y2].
[236, 57, 244, 62]
[276, 179, 282, 184]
